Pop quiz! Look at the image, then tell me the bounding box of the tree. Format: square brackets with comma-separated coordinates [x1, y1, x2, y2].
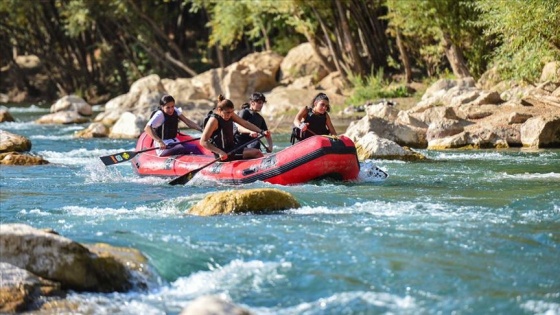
[0, 0, 213, 102]
[475, 0, 560, 83]
[385, 0, 486, 79]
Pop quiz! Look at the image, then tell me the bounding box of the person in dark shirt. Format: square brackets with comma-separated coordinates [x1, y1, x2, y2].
[235, 92, 273, 153]
[293, 92, 337, 140]
[200, 95, 270, 161]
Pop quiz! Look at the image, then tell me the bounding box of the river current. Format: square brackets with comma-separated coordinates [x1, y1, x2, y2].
[1, 105, 559, 314]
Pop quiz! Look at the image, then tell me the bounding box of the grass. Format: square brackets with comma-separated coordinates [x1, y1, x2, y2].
[345, 69, 422, 107]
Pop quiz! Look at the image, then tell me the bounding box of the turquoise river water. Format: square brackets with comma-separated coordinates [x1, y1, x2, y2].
[1, 104, 559, 314]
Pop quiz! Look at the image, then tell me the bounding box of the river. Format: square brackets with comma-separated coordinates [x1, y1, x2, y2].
[1, 104, 559, 314]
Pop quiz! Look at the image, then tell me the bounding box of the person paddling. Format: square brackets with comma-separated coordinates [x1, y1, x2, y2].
[235, 92, 273, 153]
[201, 95, 270, 161]
[292, 92, 337, 141]
[144, 94, 203, 156]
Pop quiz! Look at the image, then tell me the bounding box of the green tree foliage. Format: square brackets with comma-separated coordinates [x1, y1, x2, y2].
[385, 0, 488, 79]
[2, 0, 557, 105]
[0, 0, 214, 102]
[474, 0, 560, 82]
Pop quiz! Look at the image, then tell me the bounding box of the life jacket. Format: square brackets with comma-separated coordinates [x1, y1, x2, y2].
[234, 108, 266, 149]
[201, 110, 214, 130]
[210, 113, 235, 152]
[290, 107, 330, 144]
[303, 107, 329, 139]
[150, 109, 179, 140]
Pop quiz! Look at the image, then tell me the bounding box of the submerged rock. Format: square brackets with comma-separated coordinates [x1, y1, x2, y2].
[180, 295, 253, 315]
[189, 188, 300, 216]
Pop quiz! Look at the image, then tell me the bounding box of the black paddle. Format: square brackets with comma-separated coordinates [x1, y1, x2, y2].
[169, 134, 265, 186]
[259, 139, 272, 153]
[100, 138, 200, 166]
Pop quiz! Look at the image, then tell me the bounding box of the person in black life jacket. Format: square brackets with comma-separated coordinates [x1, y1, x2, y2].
[144, 94, 203, 156]
[293, 92, 337, 140]
[234, 92, 273, 153]
[201, 95, 270, 161]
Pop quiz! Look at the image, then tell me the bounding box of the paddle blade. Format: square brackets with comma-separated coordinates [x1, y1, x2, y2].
[99, 151, 138, 166]
[169, 170, 198, 186]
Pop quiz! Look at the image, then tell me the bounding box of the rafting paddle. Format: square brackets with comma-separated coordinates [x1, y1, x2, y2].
[100, 138, 200, 166]
[169, 134, 265, 186]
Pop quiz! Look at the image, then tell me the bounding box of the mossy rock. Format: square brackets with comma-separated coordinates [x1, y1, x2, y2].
[189, 188, 300, 216]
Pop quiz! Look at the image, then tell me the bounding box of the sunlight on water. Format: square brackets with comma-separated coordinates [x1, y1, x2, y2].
[521, 299, 560, 314]
[2, 116, 558, 315]
[168, 259, 290, 297]
[41, 149, 109, 165]
[254, 291, 417, 315]
[0, 104, 49, 112]
[496, 172, 560, 180]
[426, 149, 558, 162]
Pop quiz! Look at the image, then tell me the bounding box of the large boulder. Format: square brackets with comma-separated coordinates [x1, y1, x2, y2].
[0, 130, 32, 152]
[355, 132, 426, 161]
[35, 111, 90, 124]
[0, 262, 63, 313]
[189, 188, 300, 216]
[521, 115, 560, 148]
[0, 152, 49, 165]
[50, 95, 92, 116]
[0, 224, 133, 292]
[222, 51, 284, 106]
[108, 112, 146, 139]
[74, 122, 110, 138]
[278, 42, 329, 84]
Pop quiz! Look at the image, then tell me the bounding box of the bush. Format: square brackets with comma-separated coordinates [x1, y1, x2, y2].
[346, 69, 414, 106]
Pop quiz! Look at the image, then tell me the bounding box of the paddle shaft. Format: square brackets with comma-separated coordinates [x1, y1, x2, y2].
[100, 138, 200, 166]
[169, 134, 265, 186]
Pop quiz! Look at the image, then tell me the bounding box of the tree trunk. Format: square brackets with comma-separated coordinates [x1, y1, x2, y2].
[126, 0, 197, 77]
[334, 0, 364, 76]
[302, 27, 336, 74]
[442, 31, 471, 78]
[396, 30, 412, 83]
[310, 7, 341, 75]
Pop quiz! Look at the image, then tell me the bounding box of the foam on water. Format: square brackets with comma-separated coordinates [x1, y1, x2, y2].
[358, 160, 389, 182]
[521, 299, 560, 314]
[254, 291, 417, 315]
[496, 171, 560, 180]
[0, 104, 49, 112]
[59, 259, 292, 314]
[426, 149, 558, 162]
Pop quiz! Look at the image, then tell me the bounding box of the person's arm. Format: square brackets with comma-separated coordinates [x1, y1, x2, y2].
[293, 107, 309, 132]
[232, 114, 268, 135]
[179, 114, 203, 132]
[264, 134, 273, 153]
[200, 117, 227, 160]
[236, 124, 255, 135]
[261, 121, 273, 153]
[144, 114, 166, 148]
[325, 113, 337, 136]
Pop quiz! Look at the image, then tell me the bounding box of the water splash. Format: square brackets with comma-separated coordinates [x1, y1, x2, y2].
[359, 160, 388, 182]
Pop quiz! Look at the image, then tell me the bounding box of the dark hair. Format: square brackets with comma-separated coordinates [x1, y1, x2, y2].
[159, 94, 175, 106]
[216, 94, 234, 110]
[241, 102, 250, 109]
[311, 93, 330, 112]
[250, 92, 266, 103]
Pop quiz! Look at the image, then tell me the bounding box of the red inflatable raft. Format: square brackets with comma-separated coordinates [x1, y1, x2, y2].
[131, 132, 360, 185]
